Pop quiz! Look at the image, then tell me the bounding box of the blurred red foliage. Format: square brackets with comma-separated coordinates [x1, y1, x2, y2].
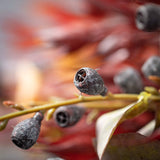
[2, 0, 160, 160]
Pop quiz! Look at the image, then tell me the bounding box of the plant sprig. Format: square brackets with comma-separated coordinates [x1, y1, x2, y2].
[1, 93, 138, 122]
[1, 91, 160, 127]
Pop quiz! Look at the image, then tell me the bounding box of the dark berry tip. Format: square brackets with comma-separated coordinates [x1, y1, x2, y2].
[33, 112, 44, 122]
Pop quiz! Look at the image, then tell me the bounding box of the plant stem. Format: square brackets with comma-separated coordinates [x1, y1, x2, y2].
[0, 94, 138, 121]
[1, 93, 160, 122]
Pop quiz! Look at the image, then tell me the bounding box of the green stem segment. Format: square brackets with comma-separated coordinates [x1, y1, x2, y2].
[0, 93, 160, 122]
[0, 94, 138, 121]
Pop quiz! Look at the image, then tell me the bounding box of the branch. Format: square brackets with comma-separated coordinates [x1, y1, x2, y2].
[1, 92, 160, 124]
[0, 93, 138, 121]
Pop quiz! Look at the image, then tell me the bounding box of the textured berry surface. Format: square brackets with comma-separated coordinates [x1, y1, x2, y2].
[114, 67, 143, 93]
[74, 67, 107, 96]
[54, 105, 85, 128]
[136, 4, 160, 31]
[11, 112, 43, 149]
[142, 56, 160, 77]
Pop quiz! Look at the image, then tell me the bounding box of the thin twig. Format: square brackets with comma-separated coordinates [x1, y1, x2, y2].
[1, 93, 160, 122]
[0, 94, 138, 121]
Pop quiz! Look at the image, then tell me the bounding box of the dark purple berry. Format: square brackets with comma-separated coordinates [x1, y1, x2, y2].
[135, 3, 160, 32]
[74, 67, 107, 96]
[11, 112, 43, 149]
[114, 67, 143, 93]
[54, 105, 85, 128]
[142, 55, 160, 77]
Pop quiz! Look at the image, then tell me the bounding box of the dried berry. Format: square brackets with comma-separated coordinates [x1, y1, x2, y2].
[74, 67, 107, 96]
[114, 67, 143, 93]
[54, 105, 85, 128]
[142, 55, 160, 78]
[11, 112, 43, 149]
[135, 3, 160, 32]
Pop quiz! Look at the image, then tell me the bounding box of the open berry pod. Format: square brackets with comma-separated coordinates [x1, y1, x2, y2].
[54, 105, 85, 128]
[74, 67, 107, 96]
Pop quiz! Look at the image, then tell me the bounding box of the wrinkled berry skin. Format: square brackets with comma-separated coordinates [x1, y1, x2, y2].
[114, 67, 143, 94]
[135, 3, 160, 32]
[54, 105, 85, 128]
[11, 112, 43, 149]
[74, 67, 107, 96]
[142, 56, 160, 77]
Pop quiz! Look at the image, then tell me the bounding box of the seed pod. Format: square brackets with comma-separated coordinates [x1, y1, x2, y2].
[11, 112, 43, 149]
[74, 67, 107, 96]
[142, 55, 160, 77]
[114, 67, 143, 93]
[54, 105, 85, 128]
[135, 3, 160, 32]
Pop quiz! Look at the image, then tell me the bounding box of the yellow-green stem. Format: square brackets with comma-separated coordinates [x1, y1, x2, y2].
[0, 94, 138, 121]
[1, 93, 160, 122]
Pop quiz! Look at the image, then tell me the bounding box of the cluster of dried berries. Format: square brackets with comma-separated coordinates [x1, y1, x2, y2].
[11, 53, 160, 151]
[11, 106, 84, 150]
[11, 67, 105, 149]
[114, 55, 160, 93]
[2, 1, 160, 160]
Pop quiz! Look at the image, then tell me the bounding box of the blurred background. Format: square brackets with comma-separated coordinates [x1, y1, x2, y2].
[0, 0, 64, 159]
[0, 0, 160, 160]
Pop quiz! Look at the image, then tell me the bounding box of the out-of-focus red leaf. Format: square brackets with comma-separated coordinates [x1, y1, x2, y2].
[115, 111, 154, 134]
[35, 1, 85, 23]
[3, 19, 42, 50]
[47, 134, 97, 160]
[38, 115, 98, 160]
[89, 0, 136, 19]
